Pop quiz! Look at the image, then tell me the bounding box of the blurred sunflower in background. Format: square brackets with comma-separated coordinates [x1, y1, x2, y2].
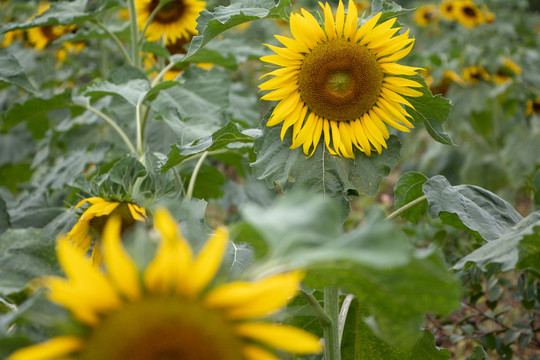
[66, 197, 147, 264]
[492, 58, 521, 85]
[414, 4, 439, 27]
[439, 0, 456, 20]
[430, 69, 464, 95]
[136, 0, 206, 44]
[462, 65, 490, 84]
[27, 2, 75, 50]
[0, 29, 23, 48]
[7, 209, 322, 360]
[453, 0, 484, 28]
[525, 97, 540, 116]
[260, 0, 423, 158]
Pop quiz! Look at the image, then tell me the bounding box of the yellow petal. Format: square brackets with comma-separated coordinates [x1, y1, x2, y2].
[243, 345, 280, 360]
[352, 119, 371, 155]
[273, 34, 309, 54]
[183, 227, 229, 298]
[338, 122, 354, 158]
[383, 83, 423, 97]
[127, 203, 146, 222]
[335, 1, 345, 38]
[102, 216, 141, 301]
[330, 120, 342, 156]
[360, 17, 397, 46]
[235, 323, 323, 354]
[378, 42, 414, 62]
[6, 336, 83, 360]
[384, 76, 423, 88]
[354, 12, 382, 42]
[380, 62, 422, 76]
[75, 197, 105, 208]
[320, 2, 336, 40]
[344, 0, 359, 40]
[298, 9, 327, 44]
[381, 87, 414, 108]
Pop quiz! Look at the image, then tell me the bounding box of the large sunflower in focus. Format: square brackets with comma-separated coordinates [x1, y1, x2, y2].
[66, 197, 147, 264]
[7, 209, 322, 360]
[136, 0, 206, 44]
[260, 0, 423, 158]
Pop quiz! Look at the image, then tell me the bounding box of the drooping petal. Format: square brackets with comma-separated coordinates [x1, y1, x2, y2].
[6, 336, 83, 360]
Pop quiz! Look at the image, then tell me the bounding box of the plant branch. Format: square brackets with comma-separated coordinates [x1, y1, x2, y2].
[85, 104, 136, 153]
[302, 290, 332, 328]
[127, 0, 141, 68]
[386, 195, 427, 220]
[338, 294, 355, 347]
[185, 151, 209, 200]
[93, 20, 132, 65]
[324, 287, 341, 360]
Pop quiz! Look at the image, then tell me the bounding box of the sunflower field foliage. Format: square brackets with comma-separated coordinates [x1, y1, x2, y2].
[0, 0, 539, 359]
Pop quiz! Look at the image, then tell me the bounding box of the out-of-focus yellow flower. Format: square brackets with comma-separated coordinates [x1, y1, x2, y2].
[55, 41, 85, 62]
[492, 58, 521, 85]
[453, 0, 484, 28]
[414, 4, 439, 27]
[7, 209, 322, 360]
[462, 65, 490, 84]
[27, 2, 75, 50]
[440, 0, 457, 20]
[431, 70, 465, 95]
[525, 97, 540, 116]
[1, 29, 23, 48]
[482, 5, 495, 24]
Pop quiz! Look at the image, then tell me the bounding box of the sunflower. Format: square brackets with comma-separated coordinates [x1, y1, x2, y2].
[430, 69, 464, 95]
[492, 58, 521, 85]
[259, 0, 423, 158]
[439, 0, 456, 20]
[1, 29, 23, 48]
[55, 41, 86, 63]
[66, 197, 147, 264]
[27, 2, 75, 50]
[136, 0, 206, 45]
[462, 65, 490, 84]
[414, 4, 439, 27]
[525, 97, 540, 116]
[482, 6, 495, 24]
[7, 209, 322, 360]
[453, 0, 483, 28]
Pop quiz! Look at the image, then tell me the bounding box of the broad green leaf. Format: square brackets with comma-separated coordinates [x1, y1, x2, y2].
[251, 110, 402, 218]
[393, 171, 428, 224]
[83, 79, 150, 107]
[185, 48, 238, 70]
[108, 156, 147, 189]
[239, 193, 460, 349]
[370, 0, 414, 21]
[184, 0, 291, 60]
[1, 91, 81, 138]
[0, 128, 33, 167]
[0, 0, 121, 32]
[405, 75, 454, 146]
[469, 346, 490, 360]
[0, 228, 60, 296]
[0, 196, 9, 235]
[141, 41, 170, 59]
[151, 67, 231, 142]
[161, 122, 256, 172]
[453, 212, 540, 272]
[423, 175, 523, 241]
[180, 163, 226, 199]
[342, 300, 450, 360]
[0, 50, 36, 93]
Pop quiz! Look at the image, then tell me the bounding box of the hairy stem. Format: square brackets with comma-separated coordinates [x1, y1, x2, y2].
[386, 195, 427, 221]
[85, 105, 136, 153]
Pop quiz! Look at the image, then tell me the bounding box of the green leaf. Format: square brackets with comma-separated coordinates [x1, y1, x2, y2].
[405, 75, 454, 146]
[1, 91, 80, 138]
[0, 229, 60, 296]
[370, 0, 414, 21]
[0, 50, 36, 93]
[342, 300, 450, 360]
[108, 156, 147, 188]
[151, 67, 231, 142]
[83, 79, 150, 107]
[423, 175, 523, 241]
[184, 48, 238, 70]
[239, 193, 459, 349]
[160, 122, 256, 172]
[251, 110, 402, 218]
[184, 0, 291, 60]
[141, 41, 170, 59]
[393, 171, 428, 224]
[0, 0, 120, 32]
[469, 346, 490, 360]
[453, 212, 540, 272]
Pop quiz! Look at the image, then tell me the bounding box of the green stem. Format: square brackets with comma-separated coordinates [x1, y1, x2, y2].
[127, 0, 141, 68]
[385, 195, 427, 221]
[135, 95, 145, 156]
[302, 291, 332, 328]
[140, 104, 151, 143]
[152, 58, 182, 87]
[338, 294, 355, 346]
[98, 39, 109, 78]
[324, 287, 341, 360]
[185, 151, 209, 200]
[93, 20, 132, 65]
[85, 104, 136, 153]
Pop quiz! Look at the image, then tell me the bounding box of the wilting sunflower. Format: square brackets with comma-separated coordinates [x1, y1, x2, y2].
[414, 4, 439, 27]
[453, 0, 483, 28]
[430, 69, 464, 95]
[462, 65, 490, 84]
[260, 0, 423, 158]
[525, 97, 540, 116]
[66, 197, 147, 264]
[7, 209, 322, 360]
[439, 0, 456, 20]
[27, 2, 75, 50]
[136, 0, 206, 44]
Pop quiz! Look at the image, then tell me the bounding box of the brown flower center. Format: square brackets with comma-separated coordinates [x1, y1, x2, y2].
[79, 297, 243, 360]
[40, 25, 59, 41]
[149, 0, 186, 24]
[298, 39, 383, 122]
[462, 6, 478, 18]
